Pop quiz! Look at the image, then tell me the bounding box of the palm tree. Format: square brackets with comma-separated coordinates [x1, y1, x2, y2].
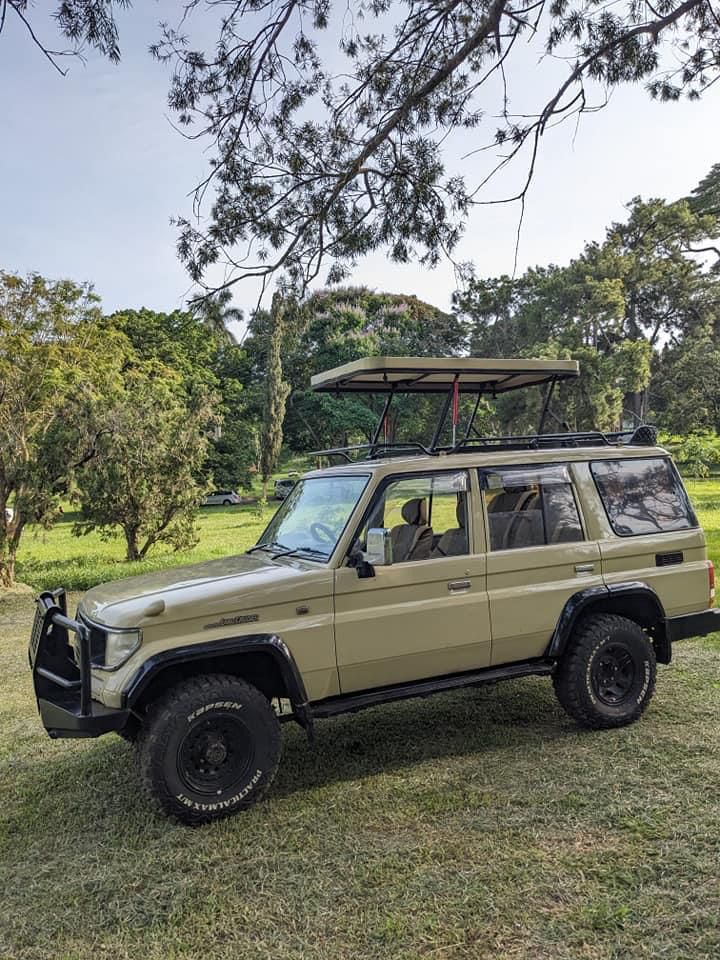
[189, 289, 243, 345]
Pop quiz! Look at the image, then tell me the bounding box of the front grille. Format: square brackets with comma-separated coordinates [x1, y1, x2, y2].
[29, 604, 45, 665]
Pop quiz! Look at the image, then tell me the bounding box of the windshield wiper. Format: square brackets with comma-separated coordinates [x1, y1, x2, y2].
[246, 540, 291, 556]
[271, 545, 330, 560]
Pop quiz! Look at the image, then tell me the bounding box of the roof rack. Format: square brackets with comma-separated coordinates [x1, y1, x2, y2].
[309, 356, 657, 461]
[311, 426, 658, 462]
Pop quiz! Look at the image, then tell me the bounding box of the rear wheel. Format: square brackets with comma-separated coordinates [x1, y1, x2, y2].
[553, 613, 656, 729]
[222, 498, 232, 506]
[137, 674, 281, 824]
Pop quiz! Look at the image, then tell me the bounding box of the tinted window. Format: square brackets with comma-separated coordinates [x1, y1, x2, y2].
[481, 465, 584, 551]
[591, 458, 697, 536]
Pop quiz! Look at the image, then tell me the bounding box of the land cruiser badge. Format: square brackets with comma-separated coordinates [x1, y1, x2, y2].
[203, 613, 259, 630]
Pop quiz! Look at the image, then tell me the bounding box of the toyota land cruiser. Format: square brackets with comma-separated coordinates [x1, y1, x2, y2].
[28, 357, 720, 823]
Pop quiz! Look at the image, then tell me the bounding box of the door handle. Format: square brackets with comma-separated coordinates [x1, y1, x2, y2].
[448, 579, 471, 592]
[574, 563, 595, 574]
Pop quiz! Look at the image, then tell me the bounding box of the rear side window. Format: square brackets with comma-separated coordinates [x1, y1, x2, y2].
[481, 465, 584, 551]
[590, 458, 697, 537]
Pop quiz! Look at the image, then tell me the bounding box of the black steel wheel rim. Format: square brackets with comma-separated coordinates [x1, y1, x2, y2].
[591, 642, 637, 706]
[177, 712, 255, 797]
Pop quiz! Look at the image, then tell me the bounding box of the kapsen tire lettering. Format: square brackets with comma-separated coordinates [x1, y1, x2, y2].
[137, 673, 281, 825]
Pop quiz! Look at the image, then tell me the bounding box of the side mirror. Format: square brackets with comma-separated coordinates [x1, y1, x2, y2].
[365, 528, 392, 567]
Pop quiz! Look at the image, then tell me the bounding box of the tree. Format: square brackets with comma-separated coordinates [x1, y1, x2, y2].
[689, 162, 720, 220]
[11, 4, 720, 300]
[0, 1, 129, 74]
[104, 307, 221, 395]
[271, 287, 467, 451]
[151, 0, 720, 296]
[258, 293, 291, 499]
[0, 271, 123, 587]
[455, 196, 719, 432]
[189, 289, 243, 346]
[103, 305, 257, 489]
[653, 334, 720, 433]
[74, 366, 218, 561]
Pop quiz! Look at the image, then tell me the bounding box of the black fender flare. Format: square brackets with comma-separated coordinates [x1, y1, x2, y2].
[122, 634, 314, 734]
[547, 581, 668, 661]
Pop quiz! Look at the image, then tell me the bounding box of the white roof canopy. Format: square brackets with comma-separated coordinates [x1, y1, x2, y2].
[310, 356, 580, 395]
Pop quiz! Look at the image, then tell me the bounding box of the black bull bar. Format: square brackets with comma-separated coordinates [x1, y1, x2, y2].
[29, 590, 129, 738]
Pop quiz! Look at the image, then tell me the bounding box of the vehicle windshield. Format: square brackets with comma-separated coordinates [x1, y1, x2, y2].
[255, 475, 370, 559]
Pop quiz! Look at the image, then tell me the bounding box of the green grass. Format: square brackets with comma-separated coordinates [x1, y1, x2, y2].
[1, 594, 719, 959]
[1, 479, 719, 959]
[15, 503, 277, 592]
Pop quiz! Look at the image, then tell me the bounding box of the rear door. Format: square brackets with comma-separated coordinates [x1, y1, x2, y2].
[481, 463, 604, 665]
[333, 469, 492, 692]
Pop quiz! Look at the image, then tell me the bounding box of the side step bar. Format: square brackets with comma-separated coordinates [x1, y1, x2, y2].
[310, 659, 554, 720]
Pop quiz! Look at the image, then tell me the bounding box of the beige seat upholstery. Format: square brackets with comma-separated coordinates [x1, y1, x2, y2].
[431, 499, 468, 558]
[487, 488, 537, 550]
[390, 498, 433, 562]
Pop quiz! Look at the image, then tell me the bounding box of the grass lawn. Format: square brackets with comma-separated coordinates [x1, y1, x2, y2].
[0, 480, 719, 958]
[15, 502, 278, 592]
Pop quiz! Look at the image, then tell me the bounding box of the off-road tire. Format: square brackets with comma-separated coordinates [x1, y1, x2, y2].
[136, 674, 281, 825]
[117, 718, 140, 744]
[553, 613, 656, 730]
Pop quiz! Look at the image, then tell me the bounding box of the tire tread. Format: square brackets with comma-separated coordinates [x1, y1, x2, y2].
[553, 613, 656, 730]
[136, 673, 281, 825]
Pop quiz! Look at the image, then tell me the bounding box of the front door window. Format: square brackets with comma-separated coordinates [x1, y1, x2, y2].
[356, 471, 470, 563]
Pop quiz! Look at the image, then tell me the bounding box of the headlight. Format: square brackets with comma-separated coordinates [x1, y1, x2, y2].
[89, 626, 142, 670]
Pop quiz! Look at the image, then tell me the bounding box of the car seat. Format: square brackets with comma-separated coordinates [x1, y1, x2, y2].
[390, 498, 433, 562]
[431, 498, 468, 557]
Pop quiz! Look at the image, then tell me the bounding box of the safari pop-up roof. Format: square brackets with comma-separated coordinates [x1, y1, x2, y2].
[309, 356, 586, 460]
[310, 356, 579, 395]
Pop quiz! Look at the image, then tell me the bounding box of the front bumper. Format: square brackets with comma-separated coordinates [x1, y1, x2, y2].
[667, 607, 720, 644]
[29, 590, 130, 739]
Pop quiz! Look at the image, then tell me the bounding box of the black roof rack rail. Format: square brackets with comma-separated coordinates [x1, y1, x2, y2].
[310, 425, 659, 463]
[309, 442, 432, 463]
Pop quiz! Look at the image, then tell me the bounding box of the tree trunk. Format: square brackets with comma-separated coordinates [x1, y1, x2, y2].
[125, 528, 141, 561]
[0, 518, 22, 587]
[0, 553, 15, 588]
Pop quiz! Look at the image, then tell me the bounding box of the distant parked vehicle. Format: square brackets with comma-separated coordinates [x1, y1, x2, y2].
[274, 477, 296, 500]
[203, 490, 242, 506]
[4, 507, 13, 523]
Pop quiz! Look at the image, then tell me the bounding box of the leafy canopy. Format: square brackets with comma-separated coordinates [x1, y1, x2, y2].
[8, 1, 720, 297]
[455, 196, 719, 432]
[0, 271, 127, 585]
[74, 365, 219, 561]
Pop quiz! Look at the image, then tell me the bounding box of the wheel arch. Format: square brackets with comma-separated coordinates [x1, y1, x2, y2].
[123, 634, 313, 732]
[547, 581, 670, 663]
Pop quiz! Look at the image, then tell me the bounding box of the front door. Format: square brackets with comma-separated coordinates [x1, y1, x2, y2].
[480, 463, 604, 665]
[334, 470, 492, 693]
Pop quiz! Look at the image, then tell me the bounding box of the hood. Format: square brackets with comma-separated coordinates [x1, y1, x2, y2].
[78, 552, 331, 629]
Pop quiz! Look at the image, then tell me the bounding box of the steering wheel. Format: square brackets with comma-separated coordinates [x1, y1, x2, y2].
[309, 521, 337, 545]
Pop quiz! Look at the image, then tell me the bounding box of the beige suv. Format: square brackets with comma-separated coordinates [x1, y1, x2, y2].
[29, 358, 720, 824]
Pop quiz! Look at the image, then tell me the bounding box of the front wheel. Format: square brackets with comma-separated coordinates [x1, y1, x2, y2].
[137, 674, 281, 824]
[553, 613, 656, 729]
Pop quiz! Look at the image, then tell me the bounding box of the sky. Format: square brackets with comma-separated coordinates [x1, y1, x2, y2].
[2, 2, 720, 340]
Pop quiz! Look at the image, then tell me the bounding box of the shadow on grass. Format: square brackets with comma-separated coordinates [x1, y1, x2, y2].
[5, 678, 571, 845]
